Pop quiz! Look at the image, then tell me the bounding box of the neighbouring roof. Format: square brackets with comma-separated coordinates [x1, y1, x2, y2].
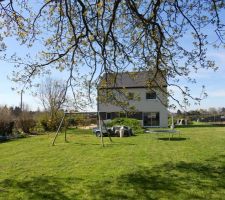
[98, 71, 167, 89]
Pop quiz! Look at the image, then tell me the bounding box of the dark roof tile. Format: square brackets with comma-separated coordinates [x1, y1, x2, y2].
[99, 71, 166, 88]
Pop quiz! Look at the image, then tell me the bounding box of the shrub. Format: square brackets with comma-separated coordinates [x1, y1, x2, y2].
[0, 121, 14, 136]
[69, 114, 97, 127]
[17, 112, 36, 134]
[37, 112, 65, 132]
[18, 119, 36, 133]
[74, 114, 90, 126]
[106, 118, 143, 134]
[67, 118, 76, 126]
[0, 106, 14, 136]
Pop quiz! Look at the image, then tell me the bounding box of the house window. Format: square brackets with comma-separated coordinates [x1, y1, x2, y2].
[146, 91, 156, 99]
[143, 112, 160, 126]
[128, 92, 134, 100]
[99, 112, 106, 120]
[106, 112, 111, 120]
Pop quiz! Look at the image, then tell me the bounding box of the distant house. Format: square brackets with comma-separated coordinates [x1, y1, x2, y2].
[97, 71, 168, 127]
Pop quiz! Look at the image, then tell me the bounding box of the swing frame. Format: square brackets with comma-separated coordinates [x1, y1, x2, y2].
[52, 111, 112, 146]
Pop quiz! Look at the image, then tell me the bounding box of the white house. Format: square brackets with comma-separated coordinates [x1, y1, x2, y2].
[97, 71, 168, 127]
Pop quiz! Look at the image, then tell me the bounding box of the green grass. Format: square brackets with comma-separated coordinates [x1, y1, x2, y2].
[1, 126, 225, 199]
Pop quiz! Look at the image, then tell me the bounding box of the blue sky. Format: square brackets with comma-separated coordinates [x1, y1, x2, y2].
[171, 48, 225, 110]
[1, 48, 225, 111]
[0, 9, 225, 111]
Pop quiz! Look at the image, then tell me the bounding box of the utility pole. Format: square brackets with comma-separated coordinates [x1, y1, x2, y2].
[20, 89, 23, 111]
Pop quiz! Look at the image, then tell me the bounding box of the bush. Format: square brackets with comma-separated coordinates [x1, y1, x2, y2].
[67, 118, 76, 126]
[106, 118, 143, 134]
[0, 121, 14, 136]
[74, 115, 91, 127]
[37, 112, 65, 132]
[17, 112, 36, 134]
[18, 119, 36, 134]
[67, 114, 97, 127]
[0, 106, 14, 136]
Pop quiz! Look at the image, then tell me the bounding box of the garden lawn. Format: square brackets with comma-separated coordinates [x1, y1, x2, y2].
[1, 126, 225, 200]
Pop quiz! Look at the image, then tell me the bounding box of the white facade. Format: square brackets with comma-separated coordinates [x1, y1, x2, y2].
[98, 88, 168, 127]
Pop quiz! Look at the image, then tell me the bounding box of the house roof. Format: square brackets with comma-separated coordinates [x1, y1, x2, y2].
[98, 71, 167, 89]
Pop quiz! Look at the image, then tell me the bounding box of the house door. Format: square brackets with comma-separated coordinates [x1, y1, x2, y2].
[143, 112, 160, 127]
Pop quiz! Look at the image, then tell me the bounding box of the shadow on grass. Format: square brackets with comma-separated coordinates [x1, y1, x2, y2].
[0, 176, 83, 200]
[71, 141, 137, 147]
[71, 142, 104, 146]
[109, 142, 136, 145]
[0, 139, 10, 143]
[1, 155, 225, 199]
[87, 154, 225, 199]
[157, 137, 187, 141]
[54, 134, 137, 147]
[0, 135, 28, 144]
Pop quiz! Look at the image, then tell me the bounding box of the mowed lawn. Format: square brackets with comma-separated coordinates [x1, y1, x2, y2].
[1, 126, 225, 200]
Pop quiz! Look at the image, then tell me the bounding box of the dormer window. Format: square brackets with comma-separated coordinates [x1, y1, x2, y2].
[146, 91, 156, 99]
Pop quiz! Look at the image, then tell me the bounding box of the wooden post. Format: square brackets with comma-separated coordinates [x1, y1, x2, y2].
[98, 112, 104, 147]
[52, 113, 66, 146]
[20, 90, 23, 111]
[64, 126, 67, 142]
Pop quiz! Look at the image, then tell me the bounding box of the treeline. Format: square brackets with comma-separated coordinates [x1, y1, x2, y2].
[0, 106, 36, 137]
[175, 107, 225, 123]
[0, 105, 97, 138]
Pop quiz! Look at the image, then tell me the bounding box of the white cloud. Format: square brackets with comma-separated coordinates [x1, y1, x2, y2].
[208, 51, 225, 61]
[209, 90, 225, 97]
